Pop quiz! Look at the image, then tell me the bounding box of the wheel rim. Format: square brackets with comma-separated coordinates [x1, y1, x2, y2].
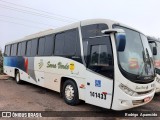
[65, 85, 74, 100]
[16, 73, 20, 82]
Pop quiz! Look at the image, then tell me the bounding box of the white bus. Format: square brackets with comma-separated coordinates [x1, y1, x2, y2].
[3, 19, 156, 110]
[148, 36, 160, 93]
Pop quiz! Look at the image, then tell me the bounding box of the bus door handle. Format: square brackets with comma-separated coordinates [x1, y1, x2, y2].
[87, 82, 90, 86]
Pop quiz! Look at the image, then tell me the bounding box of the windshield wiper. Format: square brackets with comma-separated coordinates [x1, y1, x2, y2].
[138, 49, 153, 78]
[146, 48, 152, 67]
[137, 51, 146, 78]
[146, 48, 155, 76]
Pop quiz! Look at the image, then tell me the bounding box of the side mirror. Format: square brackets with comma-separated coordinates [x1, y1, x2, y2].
[116, 33, 126, 51]
[153, 47, 157, 55]
[148, 41, 157, 55]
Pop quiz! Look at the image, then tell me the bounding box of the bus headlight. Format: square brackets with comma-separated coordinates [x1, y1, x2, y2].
[119, 84, 135, 96]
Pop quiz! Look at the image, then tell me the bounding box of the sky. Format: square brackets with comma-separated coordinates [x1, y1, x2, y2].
[0, 0, 160, 51]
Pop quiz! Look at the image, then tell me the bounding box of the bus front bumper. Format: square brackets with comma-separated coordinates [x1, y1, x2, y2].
[111, 88, 155, 111]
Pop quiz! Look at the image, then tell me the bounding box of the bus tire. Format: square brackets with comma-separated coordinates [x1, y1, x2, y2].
[62, 80, 80, 106]
[15, 71, 22, 84]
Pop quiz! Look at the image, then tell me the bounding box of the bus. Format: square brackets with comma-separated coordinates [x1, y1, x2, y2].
[148, 36, 160, 93]
[3, 19, 156, 110]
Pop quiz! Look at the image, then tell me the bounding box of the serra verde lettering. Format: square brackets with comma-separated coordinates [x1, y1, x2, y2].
[47, 61, 69, 70]
[47, 61, 56, 68]
[58, 62, 69, 69]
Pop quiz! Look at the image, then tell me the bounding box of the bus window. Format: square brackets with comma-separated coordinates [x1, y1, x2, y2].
[90, 45, 109, 66]
[38, 37, 45, 56]
[44, 35, 54, 56]
[7, 45, 11, 56]
[26, 41, 31, 56]
[30, 39, 38, 57]
[81, 24, 108, 39]
[11, 44, 14, 56]
[18, 43, 22, 56]
[11, 44, 17, 56]
[54, 33, 65, 56]
[4, 46, 8, 56]
[54, 29, 77, 56]
[21, 42, 26, 56]
[63, 30, 76, 56]
[14, 44, 17, 56]
[87, 36, 113, 79]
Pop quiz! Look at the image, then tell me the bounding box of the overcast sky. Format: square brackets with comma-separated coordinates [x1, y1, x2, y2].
[0, 0, 160, 51]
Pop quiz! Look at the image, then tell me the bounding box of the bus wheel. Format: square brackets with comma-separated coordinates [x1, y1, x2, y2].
[15, 71, 22, 84]
[63, 80, 80, 106]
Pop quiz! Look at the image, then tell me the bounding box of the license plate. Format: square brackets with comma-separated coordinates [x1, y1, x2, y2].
[144, 97, 151, 102]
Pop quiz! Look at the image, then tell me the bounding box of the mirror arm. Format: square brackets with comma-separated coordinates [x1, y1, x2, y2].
[101, 29, 125, 34]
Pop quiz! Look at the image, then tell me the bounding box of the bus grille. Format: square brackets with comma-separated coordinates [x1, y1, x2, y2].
[137, 89, 153, 95]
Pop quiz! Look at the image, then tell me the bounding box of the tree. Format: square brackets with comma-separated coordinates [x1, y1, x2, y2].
[0, 47, 3, 74]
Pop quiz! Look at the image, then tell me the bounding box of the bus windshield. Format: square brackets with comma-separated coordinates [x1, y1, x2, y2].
[114, 26, 154, 78]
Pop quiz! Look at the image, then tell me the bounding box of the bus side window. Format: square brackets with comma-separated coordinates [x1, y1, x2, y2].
[11, 44, 17, 56]
[44, 35, 54, 56]
[14, 44, 17, 56]
[90, 45, 111, 66]
[38, 37, 46, 56]
[4, 45, 11, 56]
[63, 30, 76, 56]
[89, 44, 113, 79]
[54, 29, 77, 57]
[26, 41, 32, 56]
[8, 45, 11, 56]
[18, 43, 22, 56]
[30, 39, 38, 57]
[54, 33, 65, 56]
[4, 46, 8, 56]
[81, 24, 108, 39]
[11, 44, 13, 56]
[21, 42, 26, 56]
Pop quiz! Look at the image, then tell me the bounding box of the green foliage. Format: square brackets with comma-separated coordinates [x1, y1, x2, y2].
[0, 48, 3, 74]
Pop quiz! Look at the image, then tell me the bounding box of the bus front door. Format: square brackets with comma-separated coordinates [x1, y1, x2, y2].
[85, 36, 114, 109]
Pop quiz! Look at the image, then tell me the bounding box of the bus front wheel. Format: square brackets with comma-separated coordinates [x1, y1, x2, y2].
[62, 80, 80, 106]
[15, 71, 22, 84]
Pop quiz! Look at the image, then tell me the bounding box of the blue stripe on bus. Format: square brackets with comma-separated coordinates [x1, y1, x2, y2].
[4, 57, 27, 72]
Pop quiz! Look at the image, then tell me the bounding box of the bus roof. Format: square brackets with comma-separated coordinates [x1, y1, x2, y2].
[5, 19, 143, 45]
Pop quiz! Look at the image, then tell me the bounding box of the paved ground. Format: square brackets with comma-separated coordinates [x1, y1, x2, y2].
[0, 76, 160, 120]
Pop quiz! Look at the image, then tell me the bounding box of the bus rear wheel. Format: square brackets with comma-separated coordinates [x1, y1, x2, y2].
[15, 71, 22, 84]
[62, 80, 80, 106]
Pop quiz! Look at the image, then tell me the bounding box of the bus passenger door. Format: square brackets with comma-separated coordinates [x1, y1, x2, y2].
[85, 36, 114, 109]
